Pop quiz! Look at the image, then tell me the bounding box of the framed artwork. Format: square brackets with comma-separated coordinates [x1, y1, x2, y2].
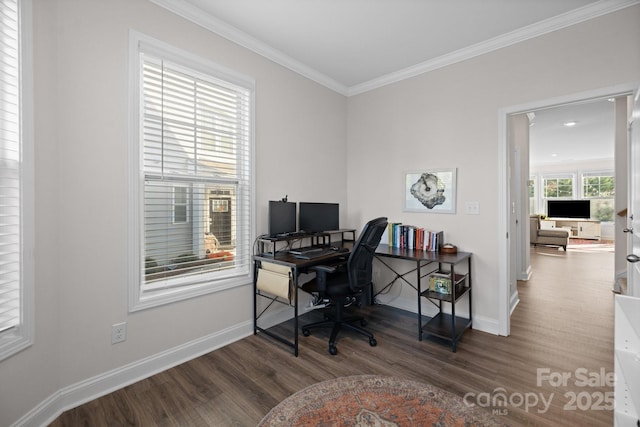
[404, 168, 457, 214]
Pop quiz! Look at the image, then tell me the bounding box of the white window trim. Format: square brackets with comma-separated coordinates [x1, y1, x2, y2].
[541, 173, 576, 199]
[127, 31, 256, 312]
[0, 0, 34, 362]
[528, 174, 537, 212]
[581, 169, 614, 199]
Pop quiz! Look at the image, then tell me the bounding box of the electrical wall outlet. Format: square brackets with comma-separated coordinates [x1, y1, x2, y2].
[111, 322, 127, 344]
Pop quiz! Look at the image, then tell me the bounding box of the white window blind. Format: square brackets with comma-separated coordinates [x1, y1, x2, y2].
[134, 44, 253, 307]
[0, 0, 21, 336]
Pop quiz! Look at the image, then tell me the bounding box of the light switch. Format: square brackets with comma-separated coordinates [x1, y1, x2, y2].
[465, 201, 480, 215]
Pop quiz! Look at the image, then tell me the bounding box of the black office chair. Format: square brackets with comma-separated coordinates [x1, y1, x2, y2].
[301, 217, 388, 355]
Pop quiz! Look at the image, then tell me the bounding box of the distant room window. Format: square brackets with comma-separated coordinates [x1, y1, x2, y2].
[582, 172, 615, 221]
[583, 173, 614, 198]
[543, 175, 574, 199]
[528, 176, 537, 214]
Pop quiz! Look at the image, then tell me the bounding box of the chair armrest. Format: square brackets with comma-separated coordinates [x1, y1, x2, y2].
[310, 264, 338, 274]
[310, 264, 339, 292]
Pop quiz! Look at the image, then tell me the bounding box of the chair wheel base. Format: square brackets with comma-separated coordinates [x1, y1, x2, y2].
[329, 345, 337, 355]
[302, 329, 310, 337]
[369, 338, 377, 347]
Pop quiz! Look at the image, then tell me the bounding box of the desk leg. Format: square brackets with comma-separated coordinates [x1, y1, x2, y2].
[451, 264, 457, 352]
[417, 260, 422, 341]
[293, 267, 299, 357]
[253, 261, 258, 335]
[468, 257, 473, 330]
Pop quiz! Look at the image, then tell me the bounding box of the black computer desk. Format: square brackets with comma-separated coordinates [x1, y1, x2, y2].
[254, 235, 472, 354]
[253, 232, 355, 356]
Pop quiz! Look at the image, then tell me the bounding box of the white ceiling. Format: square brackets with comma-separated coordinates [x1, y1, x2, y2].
[152, 0, 637, 95]
[529, 98, 616, 166]
[152, 0, 634, 163]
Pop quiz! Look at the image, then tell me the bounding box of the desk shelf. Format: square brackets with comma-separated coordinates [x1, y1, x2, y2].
[422, 313, 472, 343]
[421, 272, 468, 303]
[420, 265, 471, 352]
[374, 245, 472, 352]
[258, 229, 356, 257]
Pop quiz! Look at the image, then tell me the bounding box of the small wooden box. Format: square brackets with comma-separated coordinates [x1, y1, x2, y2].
[441, 244, 457, 254]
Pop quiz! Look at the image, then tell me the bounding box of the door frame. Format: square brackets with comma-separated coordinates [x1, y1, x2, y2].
[498, 82, 637, 336]
[628, 87, 640, 297]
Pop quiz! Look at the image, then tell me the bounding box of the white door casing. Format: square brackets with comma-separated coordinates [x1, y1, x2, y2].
[499, 83, 637, 336]
[627, 88, 640, 297]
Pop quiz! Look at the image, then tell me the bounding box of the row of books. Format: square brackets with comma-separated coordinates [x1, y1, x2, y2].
[387, 223, 443, 251]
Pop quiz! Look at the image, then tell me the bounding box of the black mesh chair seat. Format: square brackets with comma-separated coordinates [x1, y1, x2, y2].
[301, 217, 388, 355]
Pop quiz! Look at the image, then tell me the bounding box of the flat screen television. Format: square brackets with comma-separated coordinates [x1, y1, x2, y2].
[547, 200, 591, 219]
[299, 202, 339, 233]
[268, 201, 297, 237]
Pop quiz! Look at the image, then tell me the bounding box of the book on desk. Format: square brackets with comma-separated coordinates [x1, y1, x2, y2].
[384, 223, 443, 251]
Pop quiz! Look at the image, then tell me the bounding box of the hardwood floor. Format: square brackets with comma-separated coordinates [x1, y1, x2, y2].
[51, 246, 616, 426]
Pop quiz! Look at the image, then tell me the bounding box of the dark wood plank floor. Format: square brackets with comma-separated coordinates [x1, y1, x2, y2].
[51, 245, 615, 426]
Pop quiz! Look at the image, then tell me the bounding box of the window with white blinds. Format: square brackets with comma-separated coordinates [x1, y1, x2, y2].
[130, 34, 254, 309]
[0, 0, 32, 361]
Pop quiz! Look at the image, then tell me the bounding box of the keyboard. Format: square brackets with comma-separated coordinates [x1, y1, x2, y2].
[289, 246, 324, 256]
[292, 248, 335, 259]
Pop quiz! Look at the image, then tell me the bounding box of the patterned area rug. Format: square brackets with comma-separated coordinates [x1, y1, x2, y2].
[258, 375, 505, 426]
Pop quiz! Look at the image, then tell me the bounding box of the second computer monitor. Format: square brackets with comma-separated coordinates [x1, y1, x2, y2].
[299, 202, 339, 233]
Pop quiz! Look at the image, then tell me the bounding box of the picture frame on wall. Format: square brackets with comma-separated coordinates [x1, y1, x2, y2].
[404, 168, 457, 214]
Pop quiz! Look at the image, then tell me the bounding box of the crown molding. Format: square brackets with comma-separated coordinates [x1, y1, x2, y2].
[348, 0, 640, 96]
[151, 0, 639, 97]
[149, 0, 349, 95]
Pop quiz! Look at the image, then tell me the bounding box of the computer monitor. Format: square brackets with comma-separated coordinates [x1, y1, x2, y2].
[268, 201, 297, 237]
[298, 202, 339, 233]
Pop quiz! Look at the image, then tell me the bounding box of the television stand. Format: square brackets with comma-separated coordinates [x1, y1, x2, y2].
[540, 218, 601, 240]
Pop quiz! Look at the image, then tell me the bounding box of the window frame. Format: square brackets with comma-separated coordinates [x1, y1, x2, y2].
[542, 173, 575, 199]
[172, 184, 189, 225]
[528, 175, 537, 215]
[581, 170, 615, 199]
[581, 170, 615, 222]
[0, 0, 34, 362]
[128, 31, 255, 311]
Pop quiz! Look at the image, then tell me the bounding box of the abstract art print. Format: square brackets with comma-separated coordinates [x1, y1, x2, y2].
[404, 168, 457, 214]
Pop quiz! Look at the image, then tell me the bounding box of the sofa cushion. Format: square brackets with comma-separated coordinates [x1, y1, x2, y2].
[537, 228, 570, 238]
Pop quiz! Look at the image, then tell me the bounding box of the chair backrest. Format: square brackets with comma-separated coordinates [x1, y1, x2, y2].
[346, 217, 388, 292]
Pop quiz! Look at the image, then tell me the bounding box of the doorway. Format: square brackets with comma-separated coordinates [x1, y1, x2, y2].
[528, 98, 616, 239]
[210, 195, 232, 246]
[498, 83, 635, 336]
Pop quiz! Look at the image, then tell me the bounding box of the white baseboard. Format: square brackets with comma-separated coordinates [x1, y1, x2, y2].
[510, 291, 520, 315]
[14, 294, 500, 426]
[14, 320, 254, 427]
[613, 271, 628, 294]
